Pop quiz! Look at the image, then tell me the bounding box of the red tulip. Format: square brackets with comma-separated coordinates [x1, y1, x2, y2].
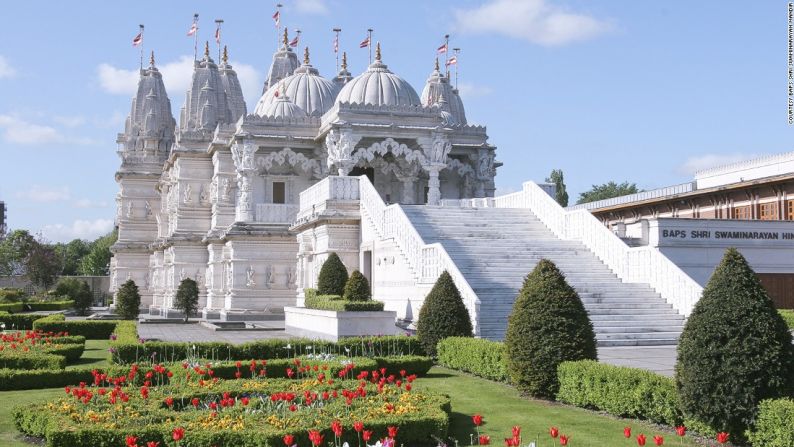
[309, 430, 324, 446]
[472, 414, 484, 426]
[332, 420, 343, 437]
[479, 435, 491, 445]
[125, 435, 139, 447]
[549, 427, 559, 438]
[354, 421, 364, 433]
[146, 442, 160, 447]
[172, 427, 185, 442]
[624, 427, 632, 438]
[653, 435, 663, 445]
[241, 397, 250, 406]
[559, 435, 569, 446]
[363, 430, 373, 442]
[504, 438, 516, 447]
[637, 434, 646, 446]
[512, 426, 521, 438]
[191, 398, 199, 408]
[164, 397, 174, 408]
[283, 434, 295, 446]
[387, 425, 399, 438]
[675, 426, 686, 437]
[716, 432, 729, 444]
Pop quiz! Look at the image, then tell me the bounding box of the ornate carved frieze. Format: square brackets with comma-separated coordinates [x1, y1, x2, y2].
[256, 147, 323, 178]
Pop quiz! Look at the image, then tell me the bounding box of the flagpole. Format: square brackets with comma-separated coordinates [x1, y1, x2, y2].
[367, 28, 373, 64]
[139, 24, 145, 70]
[444, 34, 450, 77]
[215, 19, 224, 61]
[333, 28, 341, 72]
[192, 14, 199, 61]
[453, 47, 460, 90]
[276, 3, 283, 48]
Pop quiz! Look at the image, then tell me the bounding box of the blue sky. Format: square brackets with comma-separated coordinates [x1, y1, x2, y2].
[0, 0, 790, 242]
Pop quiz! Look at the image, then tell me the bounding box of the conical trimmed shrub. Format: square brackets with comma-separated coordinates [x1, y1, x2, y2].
[174, 278, 199, 323]
[343, 270, 371, 301]
[317, 253, 348, 296]
[676, 248, 794, 438]
[417, 271, 472, 356]
[505, 259, 597, 398]
[115, 279, 140, 320]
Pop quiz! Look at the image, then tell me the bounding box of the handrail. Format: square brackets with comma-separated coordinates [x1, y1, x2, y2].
[358, 176, 482, 334]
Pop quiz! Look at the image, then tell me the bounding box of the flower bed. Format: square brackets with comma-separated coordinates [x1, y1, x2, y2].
[1, 330, 86, 363]
[33, 314, 120, 339]
[14, 359, 449, 447]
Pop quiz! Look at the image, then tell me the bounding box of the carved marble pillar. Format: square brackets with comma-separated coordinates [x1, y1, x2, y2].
[399, 176, 418, 205]
[231, 136, 258, 222]
[421, 131, 452, 206]
[325, 127, 360, 176]
[475, 148, 494, 198]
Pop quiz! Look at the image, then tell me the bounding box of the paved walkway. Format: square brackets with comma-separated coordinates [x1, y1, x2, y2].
[598, 345, 677, 377]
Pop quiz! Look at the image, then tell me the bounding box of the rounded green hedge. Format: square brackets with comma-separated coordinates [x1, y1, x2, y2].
[416, 271, 472, 357]
[317, 253, 349, 296]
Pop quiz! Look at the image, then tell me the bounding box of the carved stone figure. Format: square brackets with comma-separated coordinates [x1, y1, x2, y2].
[144, 201, 152, 219]
[199, 183, 209, 204]
[179, 268, 186, 282]
[126, 201, 134, 219]
[286, 266, 295, 287]
[220, 178, 230, 202]
[246, 264, 256, 288]
[183, 183, 192, 204]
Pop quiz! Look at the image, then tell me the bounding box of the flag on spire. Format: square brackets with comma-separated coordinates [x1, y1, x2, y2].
[437, 42, 448, 54]
[359, 35, 370, 48]
[215, 23, 221, 44]
[187, 19, 198, 36]
[272, 10, 280, 27]
[334, 34, 339, 53]
[132, 31, 143, 47]
[446, 56, 457, 66]
[289, 34, 299, 47]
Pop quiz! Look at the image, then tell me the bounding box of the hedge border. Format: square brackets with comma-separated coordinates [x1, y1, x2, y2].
[437, 337, 509, 382]
[33, 315, 120, 339]
[746, 398, 794, 447]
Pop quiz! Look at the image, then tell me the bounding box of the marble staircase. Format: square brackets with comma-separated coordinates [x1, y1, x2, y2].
[401, 206, 685, 347]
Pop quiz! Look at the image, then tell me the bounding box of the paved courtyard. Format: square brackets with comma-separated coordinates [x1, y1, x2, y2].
[137, 323, 678, 376]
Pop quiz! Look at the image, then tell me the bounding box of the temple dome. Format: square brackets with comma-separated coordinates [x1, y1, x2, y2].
[255, 47, 338, 117]
[421, 59, 467, 125]
[335, 43, 420, 107]
[259, 92, 308, 119]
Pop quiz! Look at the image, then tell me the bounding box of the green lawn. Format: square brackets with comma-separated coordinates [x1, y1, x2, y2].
[65, 339, 110, 370]
[415, 366, 702, 446]
[0, 388, 61, 447]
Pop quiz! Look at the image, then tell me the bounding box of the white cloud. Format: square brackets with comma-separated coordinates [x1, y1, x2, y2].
[294, 0, 329, 14]
[453, 0, 612, 46]
[97, 56, 262, 110]
[74, 198, 110, 209]
[40, 219, 115, 243]
[456, 82, 493, 99]
[678, 153, 760, 176]
[97, 63, 139, 95]
[15, 185, 71, 203]
[0, 55, 15, 79]
[0, 114, 97, 145]
[53, 115, 86, 128]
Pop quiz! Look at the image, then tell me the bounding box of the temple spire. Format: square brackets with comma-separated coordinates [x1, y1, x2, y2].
[341, 51, 348, 70]
[303, 47, 310, 65]
[203, 41, 210, 60]
[434, 57, 439, 72]
[375, 42, 381, 62]
[282, 28, 289, 48]
[149, 51, 156, 68]
[222, 45, 228, 64]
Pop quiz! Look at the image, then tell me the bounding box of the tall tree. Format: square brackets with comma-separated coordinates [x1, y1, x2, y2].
[80, 229, 117, 276]
[24, 238, 60, 289]
[545, 169, 569, 207]
[0, 230, 36, 275]
[55, 239, 91, 276]
[174, 278, 199, 323]
[576, 181, 640, 204]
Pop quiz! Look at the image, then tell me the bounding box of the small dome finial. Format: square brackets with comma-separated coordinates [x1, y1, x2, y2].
[283, 28, 289, 47]
[222, 45, 228, 64]
[304, 46, 310, 65]
[375, 42, 381, 61]
[341, 52, 348, 70]
[434, 57, 439, 71]
[204, 41, 210, 59]
[150, 51, 156, 68]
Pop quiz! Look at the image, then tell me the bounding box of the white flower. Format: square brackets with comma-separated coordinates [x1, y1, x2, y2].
[342, 443, 350, 447]
[306, 345, 313, 350]
[284, 343, 292, 350]
[344, 346, 351, 353]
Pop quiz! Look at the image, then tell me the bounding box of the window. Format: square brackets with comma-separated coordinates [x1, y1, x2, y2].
[759, 202, 778, 220]
[733, 205, 751, 220]
[788, 200, 794, 220]
[272, 182, 285, 204]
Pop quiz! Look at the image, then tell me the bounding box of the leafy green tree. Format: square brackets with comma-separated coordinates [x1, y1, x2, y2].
[53, 277, 93, 315]
[0, 229, 36, 275]
[55, 239, 91, 276]
[80, 229, 117, 276]
[25, 238, 60, 289]
[115, 279, 141, 320]
[342, 270, 371, 301]
[676, 248, 794, 440]
[417, 271, 473, 356]
[546, 169, 569, 207]
[576, 181, 640, 204]
[505, 259, 597, 398]
[317, 252, 348, 296]
[174, 278, 199, 323]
